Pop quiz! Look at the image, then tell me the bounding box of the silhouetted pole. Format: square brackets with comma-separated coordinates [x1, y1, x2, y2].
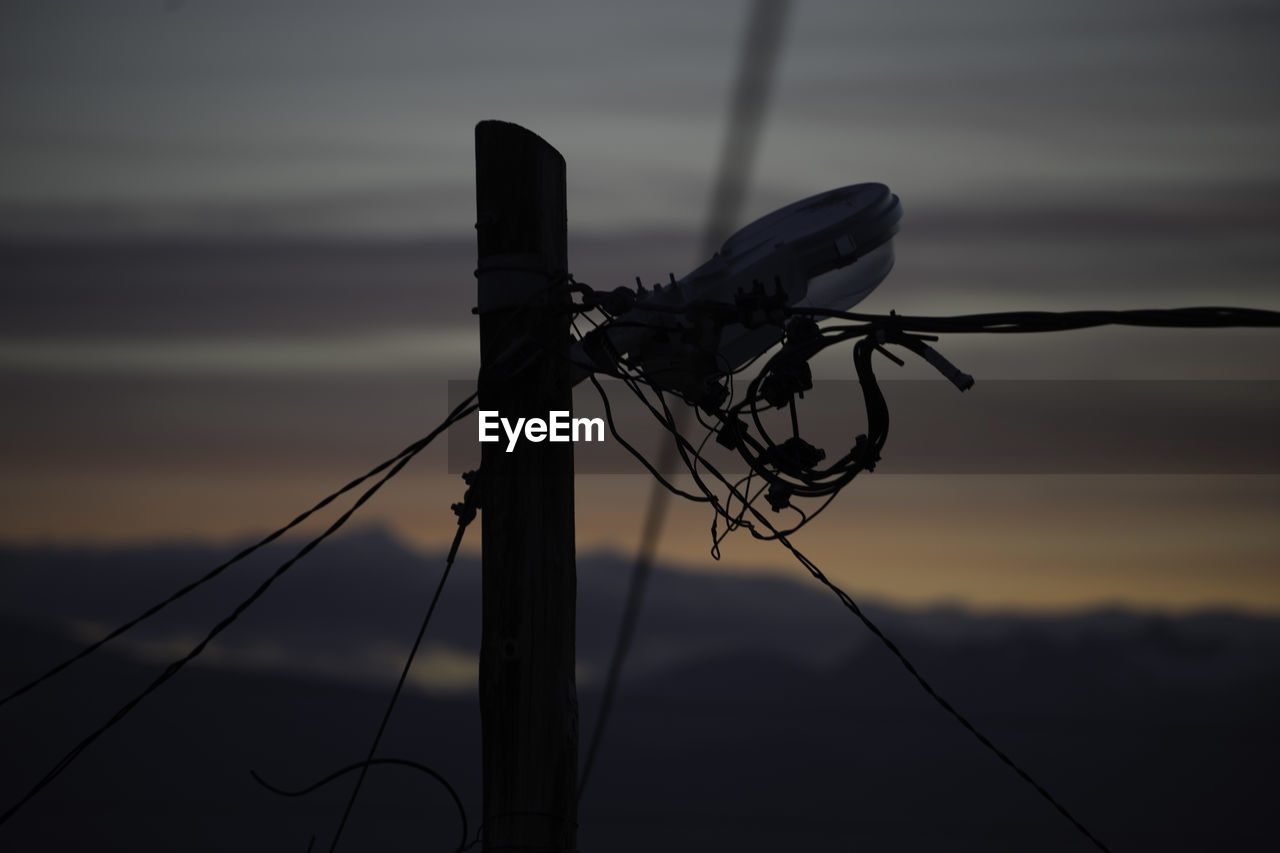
[475, 120, 577, 853]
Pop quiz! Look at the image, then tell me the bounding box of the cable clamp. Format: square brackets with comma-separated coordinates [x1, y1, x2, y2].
[766, 436, 826, 473]
[452, 469, 482, 526]
[760, 359, 813, 409]
[853, 433, 880, 472]
[784, 315, 821, 346]
[766, 481, 793, 512]
[715, 415, 748, 450]
[575, 280, 637, 316]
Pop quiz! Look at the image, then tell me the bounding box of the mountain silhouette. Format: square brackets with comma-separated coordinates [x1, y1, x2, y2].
[2, 529, 1278, 850]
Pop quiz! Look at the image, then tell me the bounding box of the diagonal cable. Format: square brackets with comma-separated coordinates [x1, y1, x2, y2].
[579, 0, 793, 800]
[0, 397, 477, 830]
[327, 473, 480, 852]
[603, 353, 1113, 851]
[0, 392, 477, 713]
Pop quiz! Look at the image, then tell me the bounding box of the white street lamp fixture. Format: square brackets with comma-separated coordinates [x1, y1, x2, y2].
[573, 182, 902, 394]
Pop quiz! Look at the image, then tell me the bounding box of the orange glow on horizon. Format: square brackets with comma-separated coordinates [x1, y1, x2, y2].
[4, 466, 1277, 615]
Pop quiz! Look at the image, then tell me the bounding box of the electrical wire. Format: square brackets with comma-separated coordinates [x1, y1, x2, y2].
[251, 757, 468, 853]
[599, 347, 1115, 851]
[569, 296, 1280, 533]
[0, 396, 478, 831]
[559, 296, 1280, 848]
[326, 471, 481, 853]
[578, 0, 794, 803]
[788, 304, 1280, 333]
[761, 525, 1114, 851]
[0, 390, 477, 714]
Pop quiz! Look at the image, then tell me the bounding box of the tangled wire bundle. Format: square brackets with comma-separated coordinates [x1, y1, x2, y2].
[568, 274, 1280, 554]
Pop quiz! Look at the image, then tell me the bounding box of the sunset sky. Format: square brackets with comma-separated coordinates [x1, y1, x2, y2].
[3, 0, 1278, 612]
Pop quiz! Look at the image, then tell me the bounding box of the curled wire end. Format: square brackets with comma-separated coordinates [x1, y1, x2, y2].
[904, 337, 975, 391]
[873, 322, 974, 391]
[251, 758, 469, 852]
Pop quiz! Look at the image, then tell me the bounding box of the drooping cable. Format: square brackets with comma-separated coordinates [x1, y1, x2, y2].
[0, 391, 477, 714]
[252, 757, 468, 853]
[0, 397, 478, 830]
[603, 343, 1114, 851]
[558, 304, 1271, 849]
[762, 519, 1114, 852]
[326, 470, 481, 853]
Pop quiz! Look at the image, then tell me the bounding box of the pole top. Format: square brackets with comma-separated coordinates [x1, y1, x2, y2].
[475, 121, 567, 264]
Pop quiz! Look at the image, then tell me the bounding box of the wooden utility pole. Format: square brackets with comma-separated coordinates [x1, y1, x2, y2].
[475, 120, 578, 853]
